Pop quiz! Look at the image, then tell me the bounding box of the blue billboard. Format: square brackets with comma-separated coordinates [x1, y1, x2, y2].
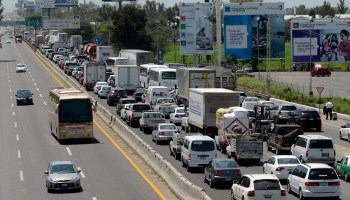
[223, 2, 285, 59]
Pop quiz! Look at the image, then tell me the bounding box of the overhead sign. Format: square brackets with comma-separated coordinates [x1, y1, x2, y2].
[54, 0, 78, 7]
[40, 0, 55, 8]
[0, 21, 25, 26]
[291, 18, 350, 62]
[179, 3, 214, 55]
[26, 19, 42, 27]
[24, 1, 35, 8]
[43, 19, 80, 29]
[223, 2, 285, 59]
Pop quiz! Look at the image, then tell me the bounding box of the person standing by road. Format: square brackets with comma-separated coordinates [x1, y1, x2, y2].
[325, 101, 333, 120]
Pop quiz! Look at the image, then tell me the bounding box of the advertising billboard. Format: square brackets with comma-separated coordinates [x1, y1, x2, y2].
[179, 3, 214, 55]
[54, 0, 78, 7]
[40, 0, 55, 9]
[223, 2, 285, 59]
[291, 18, 350, 62]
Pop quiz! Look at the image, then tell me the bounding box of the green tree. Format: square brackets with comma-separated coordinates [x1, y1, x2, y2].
[337, 0, 348, 14]
[97, 4, 115, 22]
[97, 21, 114, 45]
[315, 1, 335, 18]
[0, 0, 4, 21]
[111, 5, 153, 50]
[64, 21, 94, 43]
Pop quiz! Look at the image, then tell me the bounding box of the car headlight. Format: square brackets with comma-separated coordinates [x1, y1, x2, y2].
[48, 177, 55, 182]
[29, 97, 32, 99]
[72, 175, 80, 182]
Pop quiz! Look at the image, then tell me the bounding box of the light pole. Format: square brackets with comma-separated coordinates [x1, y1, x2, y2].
[309, 17, 313, 96]
[257, 16, 261, 79]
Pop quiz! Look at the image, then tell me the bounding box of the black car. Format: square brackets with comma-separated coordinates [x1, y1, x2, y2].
[132, 88, 146, 102]
[107, 88, 127, 106]
[116, 98, 136, 116]
[15, 89, 33, 105]
[204, 159, 241, 188]
[292, 108, 322, 131]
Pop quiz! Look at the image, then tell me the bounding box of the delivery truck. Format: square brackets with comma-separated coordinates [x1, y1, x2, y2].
[186, 88, 240, 138]
[82, 62, 106, 91]
[112, 65, 140, 95]
[119, 49, 154, 66]
[96, 46, 114, 63]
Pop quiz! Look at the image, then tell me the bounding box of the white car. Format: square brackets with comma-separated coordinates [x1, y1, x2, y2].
[53, 54, 63, 63]
[241, 96, 260, 110]
[339, 122, 350, 142]
[97, 85, 112, 99]
[93, 82, 108, 94]
[169, 107, 186, 125]
[120, 104, 132, 121]
[231, 174, 286, 200]
[287, 163, 340, 199]
[263, 155, 300, 180]
[16, 63, 27, 73]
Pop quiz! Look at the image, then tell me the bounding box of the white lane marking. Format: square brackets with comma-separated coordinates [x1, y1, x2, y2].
[37, 88, 40, 91]
[30, 74, 32, 78]
[92, 197, 97, 200]
[16, 134, 19, 141]
[32, 78, 34, 81]
[8, 76, 10, 79]
[40, 94, 43, 98]
[8, 79, 10, 83]
[19, 171, 24, 181]
[11, 103, 14, 107]
[322, 122, 339, 128]
[13, 112, 15, 116]
[34, 83, 37, 86]
[10, 96, 12, 99]
[44, 101, 47, 106]
[28, 71, 31, 74]
[18, 150, 21, 158]
[66, 147, 72, 156]
[77, 167, 85, 178]
[14, 122, 17, 128]
[9, 84, 11, 88]
[9, 89, 11, 93]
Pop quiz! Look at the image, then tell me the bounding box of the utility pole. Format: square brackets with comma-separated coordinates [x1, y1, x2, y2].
[266, 15, 271, 94]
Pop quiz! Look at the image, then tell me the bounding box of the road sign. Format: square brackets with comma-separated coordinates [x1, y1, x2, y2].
[0, 21, 25, 26]
[54, 0, 78, 7]
[96, 36, 102, 46]
[26, 19, 42, 27]
[40, 0, 55, 8]
[43, 19, 80, 29]
[316, 87, 324, 94]
[158, 50, 163, 64]
[225, 119, 248, 134]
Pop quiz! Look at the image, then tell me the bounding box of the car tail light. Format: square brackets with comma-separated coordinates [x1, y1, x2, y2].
[300, 117, 306, 121]
[124, 94, 127, 97]
[317, 117, 321, 120]
[247, 191, 255, 197]
[234, 170, 241, 175]
[328, 181, 340, 186]
[306, 150, 309, 157]
[213, 170, 221, 176]
[159, 132, 164, 135]
[305, 182, 319, 186]
[224, 140, 229, 146]
[276, 167, 285, 171]
[175, 114, 179, 118]
[207, 131, 213, 137]
[279, 137, 284, 145]
[188, 154, 192, 160]
[132, 112, 134, 118]
[281, 190, 286, 196]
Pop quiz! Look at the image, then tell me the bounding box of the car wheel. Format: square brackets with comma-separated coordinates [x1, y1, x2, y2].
[186, 162, 191, 172]
[345, 173, 349, 182]
[287, 181, 292, 193]
[300, 156, 305, 164]
[316, 126, 321, 132]
[339, 132, 343, 140]
[230, 189, 236, 200]
[209, 176, 215, 188]
[263, 167, 265, 174]
[128, 119, 132, 127]
[155, 137, 159, 145]
[299, 189, 304, 200]
[204, 174, 207, 183]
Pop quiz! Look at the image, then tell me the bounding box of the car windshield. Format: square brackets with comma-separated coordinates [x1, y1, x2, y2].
[144, 113, 162, 118]
[308, 169, 338, 180]
[132, 105, 151, 111]
[281, 106, 296, 111]
[309, 140, 333, 149]
[253, 179, 280, 190]
[277, 127, 302, 135]
[191, 141, 215, 151]
[301, 111, 320, 117]
[245, 97, 258, 102]
[176, 108, 185, 113]
[50, 164, 75, 174]
[122, 99, 136, 104]
[277, 158, 300, 164]
[159, 124, 177, 130]
[59, 99, 92, 123]
[17, 90, 31, 97]
[214, 160, 239, 169]
[17, 64, 25, 68]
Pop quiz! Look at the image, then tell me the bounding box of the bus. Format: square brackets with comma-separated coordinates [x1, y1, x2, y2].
[48, 88, 93, 142]
[139, 63, 168, 88]
[148, 68, 177, 89]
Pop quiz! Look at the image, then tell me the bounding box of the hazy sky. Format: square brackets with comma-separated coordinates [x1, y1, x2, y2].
[3, 0, 347, 13]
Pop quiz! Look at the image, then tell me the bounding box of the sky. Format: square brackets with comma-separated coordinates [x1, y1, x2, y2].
[2, 0, 348, 13]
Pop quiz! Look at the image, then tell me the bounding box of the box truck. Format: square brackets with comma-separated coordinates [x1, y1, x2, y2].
[119, 49, 154, 66]
[112, 65, 140, 95]
[96, 46, 114, 63]
[82, 62, 106, 91]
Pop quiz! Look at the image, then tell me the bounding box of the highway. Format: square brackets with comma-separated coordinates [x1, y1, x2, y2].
[0, 35, 177, 200]
[4, 36, 350, 200]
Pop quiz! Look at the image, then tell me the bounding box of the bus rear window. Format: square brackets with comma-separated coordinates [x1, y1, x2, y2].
[59, 99, 92, 123]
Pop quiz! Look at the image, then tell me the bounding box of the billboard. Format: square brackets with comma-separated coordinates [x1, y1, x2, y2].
[291, 19, 350, 62]
[223, 2, 285, 59]
[43, 18, 80, 29]
[54, 0, 78, 7]
[179, 3, 213, 55]
[40, 0, 55, 9]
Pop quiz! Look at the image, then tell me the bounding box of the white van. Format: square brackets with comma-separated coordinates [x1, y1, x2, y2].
[143, 86, 170, 105]
[181, 135, 216, 172]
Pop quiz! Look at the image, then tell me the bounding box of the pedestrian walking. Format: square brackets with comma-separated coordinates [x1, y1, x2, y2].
[325, 101, 333, 120]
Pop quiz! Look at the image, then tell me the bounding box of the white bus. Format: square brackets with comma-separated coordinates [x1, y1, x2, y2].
[148, 68, 177, 89]
[48, 88, 93, 142]
[139, 63, 168, 88]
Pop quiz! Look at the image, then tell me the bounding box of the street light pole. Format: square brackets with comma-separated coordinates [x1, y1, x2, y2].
[309, 18, 313, 96]
[257, 16, 261, 80]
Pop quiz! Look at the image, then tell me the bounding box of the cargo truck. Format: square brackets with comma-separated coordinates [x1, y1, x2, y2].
[69, 35, 82, 49]
[185, 88, 240, 138]
[82, 62, 106, 91]
[112, 65, 140, 95]
[96, 46, 114, 63]
[119, 49, 154, 66]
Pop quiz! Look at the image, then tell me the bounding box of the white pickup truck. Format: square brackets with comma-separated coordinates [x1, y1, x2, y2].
[139, 112, 166, 134]
[152, 98, 178, 118]
[125, 103, 152, 128]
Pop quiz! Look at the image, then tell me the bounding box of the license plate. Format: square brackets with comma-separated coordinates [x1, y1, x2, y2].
[226, 178, 231, 181]
[61, 183, 68, 187]
[264, 194, 272, 199]
[320, 182, 327, 186]
[322, 153, 329, 156]
[309, 118, 314, 120]
[200, 156, 207, 160]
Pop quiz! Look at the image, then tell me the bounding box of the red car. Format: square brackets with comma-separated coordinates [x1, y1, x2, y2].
[311, 67, 331, 77]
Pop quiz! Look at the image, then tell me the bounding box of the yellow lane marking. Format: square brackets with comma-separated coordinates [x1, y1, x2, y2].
[94, 120, 167, 200]
[30, 43, 166, 200]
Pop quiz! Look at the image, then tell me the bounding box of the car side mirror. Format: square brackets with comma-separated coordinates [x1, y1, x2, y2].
[77, 169, 81, 173]
[15, 94, 17, 97]
[337, 161, 341, 163]
[264, 161, 267, 163]
[341, 125, 345, 128]
[289, 171, 292, 174]
[44, 171, 49, 175]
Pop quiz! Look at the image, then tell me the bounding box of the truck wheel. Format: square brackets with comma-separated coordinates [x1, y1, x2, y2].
[185, 126, 189, 133]
[175, 153, 180, 160]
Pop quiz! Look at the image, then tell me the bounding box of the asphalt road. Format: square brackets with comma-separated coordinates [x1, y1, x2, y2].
[7, 36, 350, 200]
[0, 35, 177, 200]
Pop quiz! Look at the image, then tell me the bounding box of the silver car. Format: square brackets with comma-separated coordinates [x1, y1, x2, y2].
[169, 107, 186, 125]
[16, 63, 27, 73]
[97, 85, 112, 99]
[152, 123, 179, 144]
[93, 82, 108, 94]
[45, 161, 82, 192]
